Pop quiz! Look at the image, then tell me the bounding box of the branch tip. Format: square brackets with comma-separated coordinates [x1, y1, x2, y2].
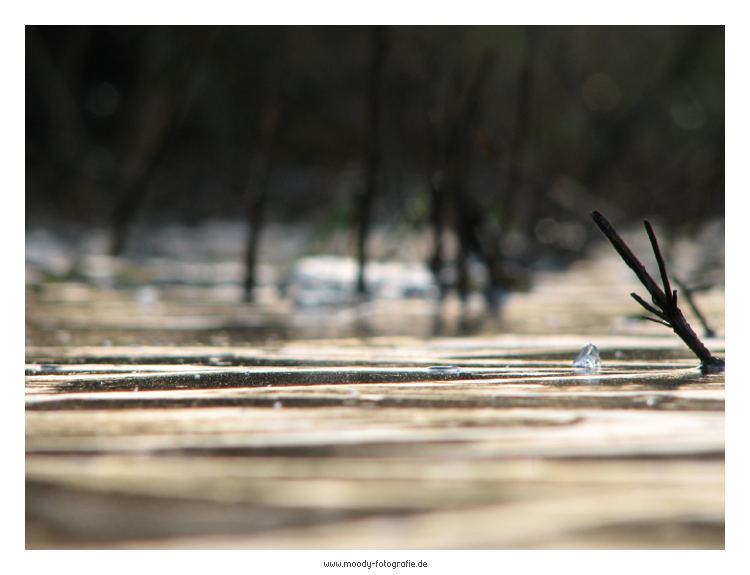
[593, 211, 723, 372]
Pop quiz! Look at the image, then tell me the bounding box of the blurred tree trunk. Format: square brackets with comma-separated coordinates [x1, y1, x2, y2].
[242, 29, 288, 302]
[427, 168, 448, 299]
[109, 28, 215, 256]
[109, 84, 174, 254]
[242, 154, 272, 302]
[501, 26, 536, 229]
[484, 26, 538, 309]
[441, 52, 495, 304]
[243, 90, 281, 302]
[355, 26, 387, 296]
[422, 46, 448, 300]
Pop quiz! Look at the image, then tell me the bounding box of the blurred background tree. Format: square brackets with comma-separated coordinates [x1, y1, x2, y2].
[26, 25, 724, 303]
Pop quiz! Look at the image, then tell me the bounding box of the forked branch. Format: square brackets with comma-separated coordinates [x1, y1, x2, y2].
[591, 211, 724, 374]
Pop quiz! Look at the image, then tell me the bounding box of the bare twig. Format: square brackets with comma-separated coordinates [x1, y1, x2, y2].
[644, 220, 674, 311]
[630, 292, 666, 320]
[591, 211, 724, 373]
[674, 276, 717, 338]
[641, 315, 672, 328]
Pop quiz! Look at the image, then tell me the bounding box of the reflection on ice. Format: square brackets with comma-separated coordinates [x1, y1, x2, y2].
[287, 255, 436, 307]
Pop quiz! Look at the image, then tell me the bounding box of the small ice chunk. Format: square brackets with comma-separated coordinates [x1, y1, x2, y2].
[38, 364, 62, 374]
[273, 401, 283, 409]
[428, 365, 461, 375]
[573, 344, 601, 372]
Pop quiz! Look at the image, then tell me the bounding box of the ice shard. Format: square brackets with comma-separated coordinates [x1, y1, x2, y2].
[573, 343, 601, 372]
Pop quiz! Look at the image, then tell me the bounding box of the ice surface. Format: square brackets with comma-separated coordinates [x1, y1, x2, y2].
[573, 343, 601, 372]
